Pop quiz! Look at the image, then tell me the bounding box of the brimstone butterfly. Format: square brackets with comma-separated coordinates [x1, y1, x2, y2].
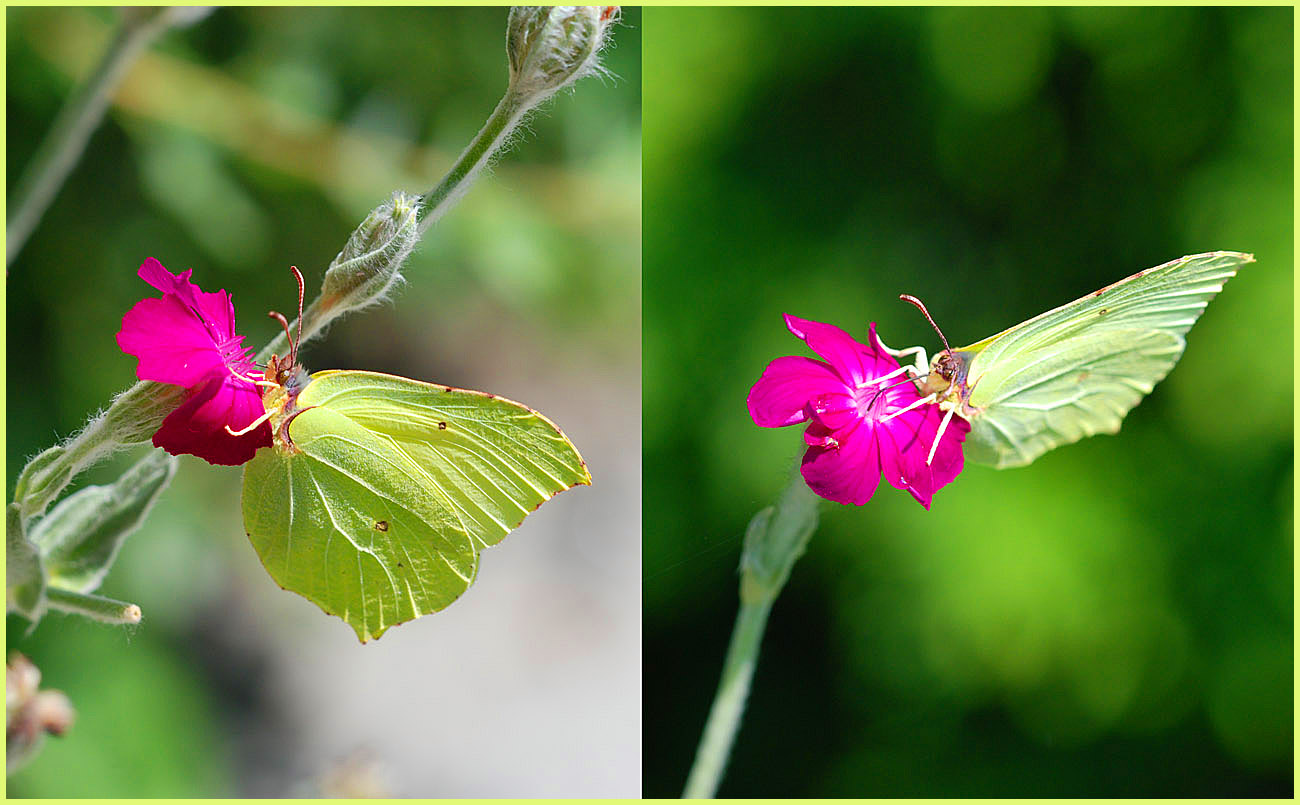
[899, 251, 1252, 468]
[239, 276, 589, 642]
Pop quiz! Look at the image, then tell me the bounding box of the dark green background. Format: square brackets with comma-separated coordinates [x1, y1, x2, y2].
[8, 6, 640, 796]
[643, 7, 1291, 797]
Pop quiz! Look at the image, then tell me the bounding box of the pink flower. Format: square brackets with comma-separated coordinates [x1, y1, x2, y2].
[116, 258, 271, 466]
[747, 314, 969, 509]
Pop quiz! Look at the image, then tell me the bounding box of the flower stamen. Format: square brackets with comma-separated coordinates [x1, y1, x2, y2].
[928, 406, 956, 466]
[880, 392, 937, 423]
[857, 364, 910, 389]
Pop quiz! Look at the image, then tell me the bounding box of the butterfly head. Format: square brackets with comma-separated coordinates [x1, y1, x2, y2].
[923, 349, 974, 401]
[256, 267, 314, 452]
[898, 293, 976, 410]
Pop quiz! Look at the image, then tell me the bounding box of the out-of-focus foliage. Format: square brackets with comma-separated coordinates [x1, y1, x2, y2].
[8, 6, 640, 797]
[643, 7, 1290, 797]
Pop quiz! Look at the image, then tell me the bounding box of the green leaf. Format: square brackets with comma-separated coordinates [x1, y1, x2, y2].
[7, 503, 46, 621]
[242, 370, 590, 642]
[29, 452, 177, 594]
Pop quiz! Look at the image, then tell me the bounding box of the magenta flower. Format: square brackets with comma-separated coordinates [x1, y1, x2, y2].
[747, 314, 969, 509]
[116, 258, 271, 466]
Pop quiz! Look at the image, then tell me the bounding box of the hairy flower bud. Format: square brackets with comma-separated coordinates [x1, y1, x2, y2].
[506, 6, 618, 103]
[6, 653, 74, 774]
[320, 191, 419, 318]
[13, 380, 185, 520]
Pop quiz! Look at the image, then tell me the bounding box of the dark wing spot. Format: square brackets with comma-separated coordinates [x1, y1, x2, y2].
[437, 421, 447, 430]
[374, 520, 389, 532]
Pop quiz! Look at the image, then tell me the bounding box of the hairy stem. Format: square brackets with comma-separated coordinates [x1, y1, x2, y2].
[418, 91, 527, 235]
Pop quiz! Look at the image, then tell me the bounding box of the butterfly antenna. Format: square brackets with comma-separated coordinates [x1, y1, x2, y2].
[268, 310, 293, 352]
[290, 266, 304, 365]
[899, 294, 952, 355]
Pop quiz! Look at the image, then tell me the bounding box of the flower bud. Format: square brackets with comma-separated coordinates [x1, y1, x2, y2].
[13, 380, 184, 520]
[506, 6, 618, 103]
[320, 190, 419, 316]
[6, 653, 74, 774]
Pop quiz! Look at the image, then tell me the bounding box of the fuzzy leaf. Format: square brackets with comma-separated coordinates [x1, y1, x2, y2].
[29, 452, 176, 594]
[7, 503, 46, 620]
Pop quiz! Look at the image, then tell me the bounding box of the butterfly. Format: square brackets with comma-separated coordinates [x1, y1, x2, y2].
[895, 251, 1253, 468]
[240, 272, 589, 642]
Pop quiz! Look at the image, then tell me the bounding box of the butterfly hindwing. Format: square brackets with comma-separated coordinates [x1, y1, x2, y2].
[242, 404, 478, 642]
[242, 369, 589, 641]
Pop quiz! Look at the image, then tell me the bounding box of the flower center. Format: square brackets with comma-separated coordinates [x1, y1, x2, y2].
[217, 336, 253, 374]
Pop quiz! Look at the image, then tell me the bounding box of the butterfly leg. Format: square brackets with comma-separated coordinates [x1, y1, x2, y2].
[876, 335, 931, 376]
[897, 346, 931, 379]
[225, 407, 276, 436]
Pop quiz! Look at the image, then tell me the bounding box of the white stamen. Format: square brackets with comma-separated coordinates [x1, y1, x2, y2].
[927, 406, 956, 466]
[880, 392, 936, 423]
[858, 364, 910, 389]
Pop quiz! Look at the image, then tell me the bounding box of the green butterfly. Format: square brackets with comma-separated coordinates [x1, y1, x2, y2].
[241, 353, 589, 643]
[896, 251, 1252, 468]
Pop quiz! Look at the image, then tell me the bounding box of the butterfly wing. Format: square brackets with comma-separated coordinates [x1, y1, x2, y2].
[241, 369, 589, 642]
[960, 251, 1252, 468]
[296, 370, 591, 551]
[242, 404, 478, 642]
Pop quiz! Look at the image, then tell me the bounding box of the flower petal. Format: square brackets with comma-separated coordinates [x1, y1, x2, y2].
[877, 404, 970, 509]
[152, 374, 272, 466]
[927, 410, 971, 490]
[805, 389, 859, 431]
[748, 355, 846, 428]
[783, 314, 872, 386]
[117, 258, 245, 386]
[877, 406, 936, 508]
[800, 419, 881, 506]
[864, 322, 910, 380]
[138, 258, 237, 341]
[117, 295, 231, 387]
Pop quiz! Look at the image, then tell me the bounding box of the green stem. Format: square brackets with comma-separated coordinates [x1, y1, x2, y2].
[683, 595, 775, 798]
[418, 91, 528, 235]
[44, 587, 141, 625]
[683, 467, 822, 798]
[7, 9, 173, 267]
[269, 89, 533, 357]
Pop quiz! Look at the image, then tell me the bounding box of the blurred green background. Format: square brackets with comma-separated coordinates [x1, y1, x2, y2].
[643, 7, 1290, 797]
[8, 7, 640, 797]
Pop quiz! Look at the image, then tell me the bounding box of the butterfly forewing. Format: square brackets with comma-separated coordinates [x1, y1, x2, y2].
[297, 370, 591, 550]
[242, 405, 478, 642]
[963, 252, 1249, 370]
[958, 251, 1251, 467]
